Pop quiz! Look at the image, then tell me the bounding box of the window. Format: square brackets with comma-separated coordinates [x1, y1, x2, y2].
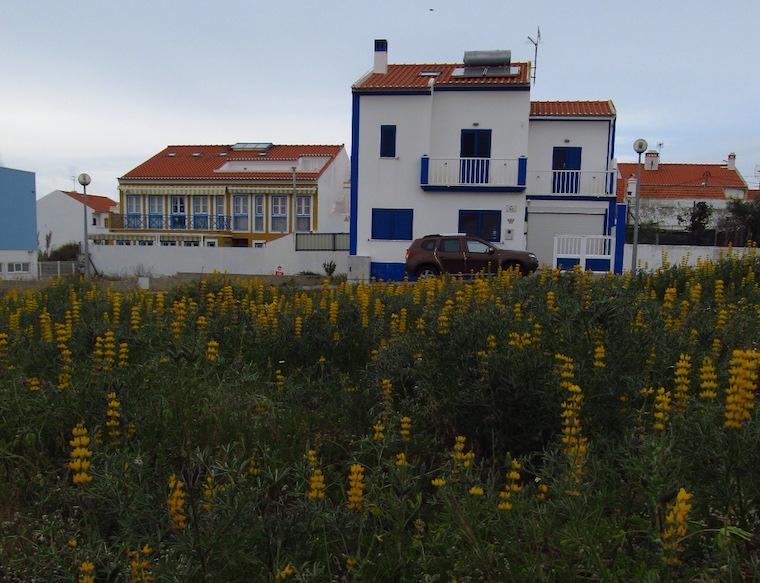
[458, 210, 501, 242]
[271, 195, 288, 232]
[148, 196, 164, 228]
[233, 195, 249, 231]
[380, 125, 396, 158]
[254, 195, 265, 232]
[192, 196, 209, 229]
[92, 217, 97, 226]
[126, 194, 141, 214]
[215, 196, 226, 230]
[371, 208, 413, 240]
[295, 195, 311, 232]
[421, 239, 436, 251]
[466, 239, 492, 253]
[170, 196, 187, 228]
[439, 239, 461, 253]
[7, 262, 30, 273]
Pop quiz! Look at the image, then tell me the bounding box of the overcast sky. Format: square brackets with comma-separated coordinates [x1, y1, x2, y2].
[1, 0, 758, 200]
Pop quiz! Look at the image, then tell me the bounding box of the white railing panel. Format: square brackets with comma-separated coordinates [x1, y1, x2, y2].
[553, 235, 615, 271]
[427, 158, 520, 188]
[528, 170, 616, 196]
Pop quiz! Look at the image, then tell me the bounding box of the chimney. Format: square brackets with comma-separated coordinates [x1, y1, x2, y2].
[644, 150, 660, 171]
[626, 176, 638, 200]
[727, 152, 736, 170]
[373, 39, 388, 75]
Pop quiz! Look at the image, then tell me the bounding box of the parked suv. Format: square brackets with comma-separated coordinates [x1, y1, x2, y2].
[405, 234, 538, 277]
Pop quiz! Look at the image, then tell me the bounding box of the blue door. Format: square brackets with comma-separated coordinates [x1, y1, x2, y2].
[460, 130, 491, 184]
[552, 147, 582, 194]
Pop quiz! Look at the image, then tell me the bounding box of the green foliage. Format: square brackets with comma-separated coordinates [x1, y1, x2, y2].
[1, 258, 760, 580]
[678, 201, 713, 233]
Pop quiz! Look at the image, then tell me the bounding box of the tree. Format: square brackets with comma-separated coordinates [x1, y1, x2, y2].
[678, 201, 713, 233]
[721, 199, 760, 245]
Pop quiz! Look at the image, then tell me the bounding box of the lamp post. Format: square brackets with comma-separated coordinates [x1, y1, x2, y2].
[631, 139, 648, 273]
[77, 173, 91, 275]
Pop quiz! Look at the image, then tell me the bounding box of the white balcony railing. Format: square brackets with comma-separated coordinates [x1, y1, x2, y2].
[528, 170, 616, 196]
[422, 157, 524, 189]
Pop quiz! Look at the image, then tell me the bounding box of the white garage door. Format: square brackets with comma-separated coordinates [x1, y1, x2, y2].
[527, 210, 605, 266]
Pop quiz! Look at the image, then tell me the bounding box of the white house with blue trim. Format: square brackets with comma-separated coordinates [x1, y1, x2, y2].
[0, 166, 38, 280]
[349, 40, 625, 280]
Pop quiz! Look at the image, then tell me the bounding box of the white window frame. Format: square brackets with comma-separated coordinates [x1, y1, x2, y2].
[148, 195, 163, 214]
[295, 195, 312, 232]
[126, 194, 141, 214]
[232, 195, 249, 231]
[254, 195, 265, 232]
[171, 196, 186, 214]
[7, 262, 30, 273]
[270, 195, 288, 233]
[192, 195, 209, 214]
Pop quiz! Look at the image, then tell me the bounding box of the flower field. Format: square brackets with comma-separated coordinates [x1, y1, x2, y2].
[2, 251, 760, 581]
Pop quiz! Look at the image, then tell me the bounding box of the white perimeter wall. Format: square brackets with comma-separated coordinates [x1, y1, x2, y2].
[624, 244, 753, 271]
[356, 91, 530, 264]
[0, 249, 38, 280]
[37, 191, 112, 251]
[90, 234, 348, 277]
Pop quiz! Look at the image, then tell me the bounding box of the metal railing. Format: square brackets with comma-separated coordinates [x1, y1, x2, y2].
[295, 233, 350, 251]
[423, 157, 523, 188]
[528, 170, 616, 196]
[553, 234, 614, 272]
[110, 213, 233, 231]
[38, 261, 78, 278]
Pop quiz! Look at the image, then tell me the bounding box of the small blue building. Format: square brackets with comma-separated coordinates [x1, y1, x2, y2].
[0, 166, 38, 279]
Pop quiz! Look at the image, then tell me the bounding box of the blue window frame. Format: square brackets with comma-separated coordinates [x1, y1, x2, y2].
[380, 125, 396, 158]
[458, 210, 501, 242]
[371, 208, 413, 240]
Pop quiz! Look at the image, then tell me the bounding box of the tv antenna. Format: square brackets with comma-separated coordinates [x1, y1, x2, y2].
[657, 141, 664, 152]
[527, 27, 541, 85]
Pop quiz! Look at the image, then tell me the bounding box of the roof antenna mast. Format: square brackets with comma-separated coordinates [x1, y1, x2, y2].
[527, 27, 541, 85]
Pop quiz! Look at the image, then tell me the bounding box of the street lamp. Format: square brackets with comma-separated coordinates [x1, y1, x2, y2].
[631, 139, 648, 273]
[78, 173, 91, 275]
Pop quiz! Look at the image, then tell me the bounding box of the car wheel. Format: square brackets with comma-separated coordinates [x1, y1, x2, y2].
[416, 265, 439, 277]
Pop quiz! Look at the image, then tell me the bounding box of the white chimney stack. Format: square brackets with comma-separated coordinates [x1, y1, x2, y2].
[626, 176, 637, 200]
[373, 39, 388, 75]
[644, 150, 660, 171]
[727, 152, 736, 170]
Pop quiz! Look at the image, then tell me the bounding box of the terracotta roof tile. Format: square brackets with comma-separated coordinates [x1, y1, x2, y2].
[120, 144, 344, 181]
[354, 62, 531, 90]
[748, 189, 760, 201]
[530, 100, 615, 118]
[62, 191, 118, 212]
[615, 163, 747, 202]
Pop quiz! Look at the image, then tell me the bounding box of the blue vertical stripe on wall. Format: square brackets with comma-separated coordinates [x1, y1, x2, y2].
[0, 167, 37, 249]
[614, 203, 627, 274]
[349, 94, 360, 255]
[517, 157, 527, 186]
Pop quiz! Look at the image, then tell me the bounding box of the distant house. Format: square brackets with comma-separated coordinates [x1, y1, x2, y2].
[37, 190, 118, 253]
[748, 189, 760, 201]
[616, 152, 748, 229]
[107, 143, 350, 247]
[349, 40, 624, 278]
[0, 166, 38, 280]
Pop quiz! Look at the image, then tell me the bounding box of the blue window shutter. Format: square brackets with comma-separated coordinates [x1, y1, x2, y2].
[395, 209, 413, 240]
[380, 125, 396, 158]
[372, 209, 391, 239]
[372, 208, 412, 240]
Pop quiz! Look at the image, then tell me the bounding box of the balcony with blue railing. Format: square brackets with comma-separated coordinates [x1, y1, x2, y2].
[420, 156, 527, 192]
[526, 170, 617, 197]
[110, 213, 233, 231]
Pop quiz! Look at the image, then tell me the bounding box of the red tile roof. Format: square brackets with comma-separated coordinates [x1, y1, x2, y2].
[120, 144, 344, 181]
[354, 62, 531, 90]
[62, 191, 118, 212]
[530, 100, 615, 118]
[616, 163, 748, 201]
[748, 189, 760, 201]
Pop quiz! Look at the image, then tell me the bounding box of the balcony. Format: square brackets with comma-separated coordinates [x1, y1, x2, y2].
[420, 156, 526, 192]
[110, 213, 233, 231]
[527, 170, 616, 197]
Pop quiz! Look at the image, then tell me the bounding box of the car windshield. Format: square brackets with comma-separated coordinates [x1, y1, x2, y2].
[466, 239, 491, 253]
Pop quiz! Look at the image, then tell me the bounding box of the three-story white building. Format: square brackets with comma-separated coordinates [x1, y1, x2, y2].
[350, 40, 625, 279]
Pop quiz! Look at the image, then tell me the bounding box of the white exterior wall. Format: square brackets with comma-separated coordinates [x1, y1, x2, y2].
[0, 249, 38, 280]
[90, 234, 347, 277]
[633, 197, 733, 230]
[355, 91, 530, 264]
[316, 149, 350, 233]
[526, 119, 613, 192]
[37, 191, 114, 251]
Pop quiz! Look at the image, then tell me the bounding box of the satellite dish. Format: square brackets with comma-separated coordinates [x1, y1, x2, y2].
[633, 139, 648, 154]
